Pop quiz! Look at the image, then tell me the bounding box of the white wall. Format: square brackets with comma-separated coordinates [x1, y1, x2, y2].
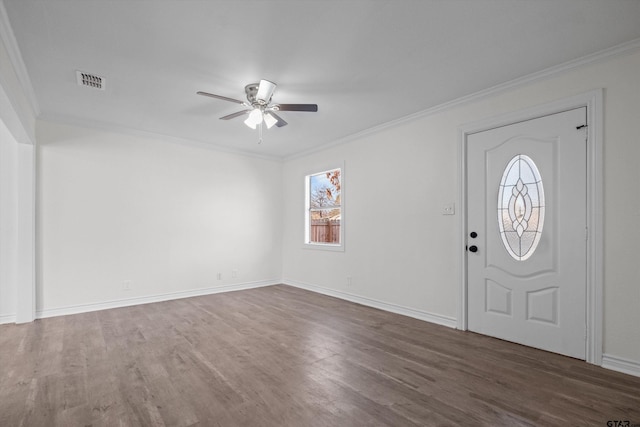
[37, 121, 282, 314]
[282, 49, 640, 366]
[0, 118, 18, 322]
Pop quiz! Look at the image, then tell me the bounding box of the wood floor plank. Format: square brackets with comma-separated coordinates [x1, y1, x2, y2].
[1, 284, 639, 426]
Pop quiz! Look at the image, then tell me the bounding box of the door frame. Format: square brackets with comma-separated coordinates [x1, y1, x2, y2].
[458, 90, 604, 365]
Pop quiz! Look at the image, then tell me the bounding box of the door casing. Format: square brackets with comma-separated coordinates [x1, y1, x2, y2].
[458, 90, 603, 365]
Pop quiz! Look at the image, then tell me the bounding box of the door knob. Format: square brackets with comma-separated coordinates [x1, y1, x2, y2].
[468, 245, 478, 253]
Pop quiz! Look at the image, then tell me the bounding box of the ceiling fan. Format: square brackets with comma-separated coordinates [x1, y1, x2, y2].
[197, 79, 318, 143]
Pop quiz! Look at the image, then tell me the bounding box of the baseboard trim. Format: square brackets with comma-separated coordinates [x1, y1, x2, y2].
[36, 280, 280, 319]
[0, 313, 17, 325]
[17, 279, 640, 379]
[283, 279, 457, 329]
[601, 354, 640, 378]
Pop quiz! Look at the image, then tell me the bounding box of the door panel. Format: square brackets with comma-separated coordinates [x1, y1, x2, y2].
[467, 108, 587, 359]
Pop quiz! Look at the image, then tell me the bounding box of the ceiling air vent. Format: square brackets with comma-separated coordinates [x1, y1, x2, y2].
[76, 71, 105, 90]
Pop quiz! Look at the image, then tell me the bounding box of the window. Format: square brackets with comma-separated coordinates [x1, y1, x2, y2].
[497, 154, 545, 261]
[305, 167, 342, 249]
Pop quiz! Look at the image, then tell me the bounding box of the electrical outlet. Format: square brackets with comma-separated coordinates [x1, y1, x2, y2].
[217, 273, 222, 280]
[123, 280, 132, 291]
[232, 270, 238, 278]
[346, 276, 352, 286]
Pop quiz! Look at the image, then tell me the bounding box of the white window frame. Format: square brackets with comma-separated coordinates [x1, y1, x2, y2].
[304, 163, 344, 251]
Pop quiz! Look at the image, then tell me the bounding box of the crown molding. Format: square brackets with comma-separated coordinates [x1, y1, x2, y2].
[0, 0, 40, 117]
[284, 37, 640, 162]
[38, 113, 283, 163]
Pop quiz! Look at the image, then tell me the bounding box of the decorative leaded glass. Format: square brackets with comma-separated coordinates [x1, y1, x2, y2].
[497, 155, 545, 261]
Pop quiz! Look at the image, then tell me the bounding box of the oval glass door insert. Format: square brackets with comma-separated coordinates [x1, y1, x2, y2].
[497, 154, 545, 261]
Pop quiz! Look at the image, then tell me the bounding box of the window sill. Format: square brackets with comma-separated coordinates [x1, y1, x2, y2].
[303, 242, 344, 252]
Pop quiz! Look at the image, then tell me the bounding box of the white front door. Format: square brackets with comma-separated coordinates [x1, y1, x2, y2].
[467, 107, 587, 359]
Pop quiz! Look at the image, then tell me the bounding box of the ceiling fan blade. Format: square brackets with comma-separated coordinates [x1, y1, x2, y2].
[276, 104, 318, 112]
[267, 111, 288, 128]
[197, 91, 245, 105]
[256, 80, 277, 103]
[219, 110, 252, 120]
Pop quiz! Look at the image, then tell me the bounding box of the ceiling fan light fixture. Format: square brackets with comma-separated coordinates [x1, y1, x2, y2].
[244, 108, 263, 129]
[263, 112, 277, 129]
[197, 79, 318, 139]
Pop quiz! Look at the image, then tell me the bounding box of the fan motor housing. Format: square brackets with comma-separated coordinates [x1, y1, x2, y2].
[244, 83, 260, 103]
[245, 80, 277, 106]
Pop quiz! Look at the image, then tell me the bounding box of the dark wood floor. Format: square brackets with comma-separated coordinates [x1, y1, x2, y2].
[1, 285, 638, 426]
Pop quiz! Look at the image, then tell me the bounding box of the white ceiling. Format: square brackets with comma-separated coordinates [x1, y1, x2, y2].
[3, 1, 640, 158]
